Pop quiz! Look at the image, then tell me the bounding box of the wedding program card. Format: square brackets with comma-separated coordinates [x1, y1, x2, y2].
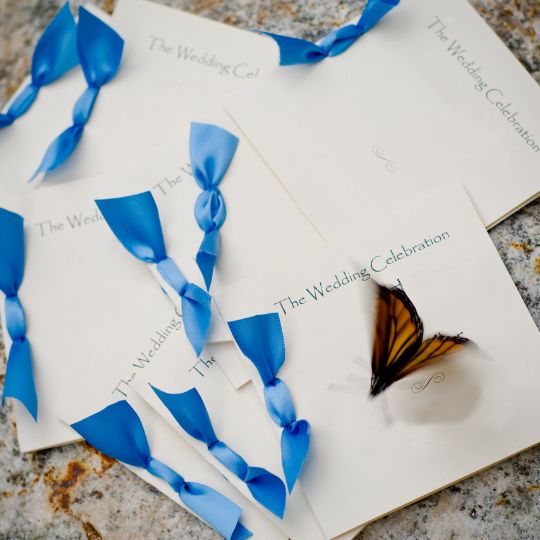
[226, 0, 540, 231]
[217, 186, 540, 538]
[58, 293, 286, 540]
[12, 106, 322, 452]
[94, 283, 340, 540]
[0, 0, 276, 191]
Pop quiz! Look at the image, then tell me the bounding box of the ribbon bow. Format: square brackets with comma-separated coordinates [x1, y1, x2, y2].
[32, 7, 124, 181]
[264, 0, 399, 66]
[190, 122, 239, 290]
[96, 191, 211, 356]
[0, 209, 37, 420]
[228, 313, 310, 493]
[0, 3, 78, 128]
[71, 400, 252, 540]
[152, 385, 287, 518]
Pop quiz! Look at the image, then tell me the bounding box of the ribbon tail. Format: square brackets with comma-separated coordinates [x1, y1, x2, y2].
[244, 467, 286, 518]
[358, 0, 400, 34]
[0, 114, 14, 128]
[180, 482, 251, 540]
[2, 339, 37, 421]
[30, 124, 84, 180]
[181, 286, 211, 356]
[260, 32, 327, 66]
[281, 419, 311, 492]
[197, 229, 220, 290]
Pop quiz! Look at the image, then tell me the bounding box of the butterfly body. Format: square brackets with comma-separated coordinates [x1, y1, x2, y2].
[370, 284, 468, 397]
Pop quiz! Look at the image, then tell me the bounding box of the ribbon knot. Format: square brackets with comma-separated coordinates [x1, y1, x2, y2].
[71, 401, 252, 540]
[262, 0, 399, 66]
[228, 313, 310, 493]
[152, 385, 287, 518]
[190, 122, 239, 289]
[96, 191, 211, 356]
[0, 3, 78, 128]
[0, 209, 38, 421]
[32, 7, 124, 181]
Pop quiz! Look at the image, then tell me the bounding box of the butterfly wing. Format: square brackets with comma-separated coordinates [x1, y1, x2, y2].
[371, 285, 424, 395]
[392, 333, 468, 381]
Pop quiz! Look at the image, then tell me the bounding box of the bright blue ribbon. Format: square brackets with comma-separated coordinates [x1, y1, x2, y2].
[151, 385, 287, 518]
[190, 122, 239, 290]
[228, 313, 310, 493]
[96, 191, 211, 356]
[71, 400, 252, 540]
[0, 3, 78, 128]
[31, 7, 124, 179]
[0, 209, 37, 421]
[263, 0, 399, 66]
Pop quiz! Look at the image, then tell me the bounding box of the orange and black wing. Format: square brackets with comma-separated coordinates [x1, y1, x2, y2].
[392, 333, 468, 381]
[370, 285, 424, 395]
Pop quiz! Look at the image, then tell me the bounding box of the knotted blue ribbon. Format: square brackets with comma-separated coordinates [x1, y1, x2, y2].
[96, 191, 211, 356]
[152, 385, 286, 518]
[71, 400, 252, 540]
[32, 7, 124, 180]
[0, 209, 37, 421]
[228, 313, 310, 493]
[190, 122, 239, 290]
[263, 0, 399, 66]
[0, 3, 78, 128]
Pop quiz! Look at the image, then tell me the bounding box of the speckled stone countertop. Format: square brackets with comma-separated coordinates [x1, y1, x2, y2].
[0, 0, 539, 538]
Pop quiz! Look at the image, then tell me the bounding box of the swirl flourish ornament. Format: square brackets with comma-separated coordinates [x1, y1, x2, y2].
[372, 145, 397, 173]
[411, 372, 446, 393]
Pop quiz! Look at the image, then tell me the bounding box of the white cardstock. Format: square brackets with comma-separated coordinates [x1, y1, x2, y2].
[0, 0, 276, 192]
[9, 102, 322, 452]
[216, 186, 540, 538]
[58, 302, 286, 540]
[225, 0, 540, 231]
[106, 283, 344, 540]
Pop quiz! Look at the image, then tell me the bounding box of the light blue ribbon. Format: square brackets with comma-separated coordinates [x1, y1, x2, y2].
[190, 122, 239, 290]
[263, 0, 399, 66]
[0, 3, 78, 128]
[151, 385, 287, 518]
[0, 209, 37, 420]
[31, 7, 124, 179]
[71, 400, 252, 540]
[96, 191, 211, 356]
[228, 313, 310, 493]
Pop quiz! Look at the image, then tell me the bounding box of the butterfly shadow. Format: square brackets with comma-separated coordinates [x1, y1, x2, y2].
[386, 350, 484, 425]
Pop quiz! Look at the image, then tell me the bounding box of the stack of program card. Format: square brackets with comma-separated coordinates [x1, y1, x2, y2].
[0, 0, 538, 538]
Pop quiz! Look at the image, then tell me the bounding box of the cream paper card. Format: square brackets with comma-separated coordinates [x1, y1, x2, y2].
[58, 307, 286, 540]
[97, 282, 340, 540]
[12, 105, 322, 452]
[226, 0, 540, 230]
[217, 186, 540, 538]
[0, 0, 276, 192]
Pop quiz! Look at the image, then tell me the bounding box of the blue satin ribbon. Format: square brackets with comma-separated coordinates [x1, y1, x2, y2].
[190, 122, 239, 290]
[0, 209, 37, 420]
[228, 313, 310, 493]
[0, 3, 78, 128]
[71, 400, 252, 540]
[31, 7, 124, 179]
[96, 191, 211, 356]
[263, 0, 399, 65]
[152, 385, 287, 518]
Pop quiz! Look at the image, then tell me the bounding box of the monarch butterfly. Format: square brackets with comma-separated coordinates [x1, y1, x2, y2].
[370, 284, 469, 396]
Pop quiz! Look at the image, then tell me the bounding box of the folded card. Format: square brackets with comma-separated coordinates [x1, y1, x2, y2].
[98, 282, 341, 540]
[226, 0, 540, 231]
[12, 104, 321, 452]
[0, 0, 275, 191]
[217, 185, 540, 538]
[58, 299, 286, 540]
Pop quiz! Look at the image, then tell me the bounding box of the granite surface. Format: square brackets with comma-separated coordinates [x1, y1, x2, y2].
[0, 0, 539, 538]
